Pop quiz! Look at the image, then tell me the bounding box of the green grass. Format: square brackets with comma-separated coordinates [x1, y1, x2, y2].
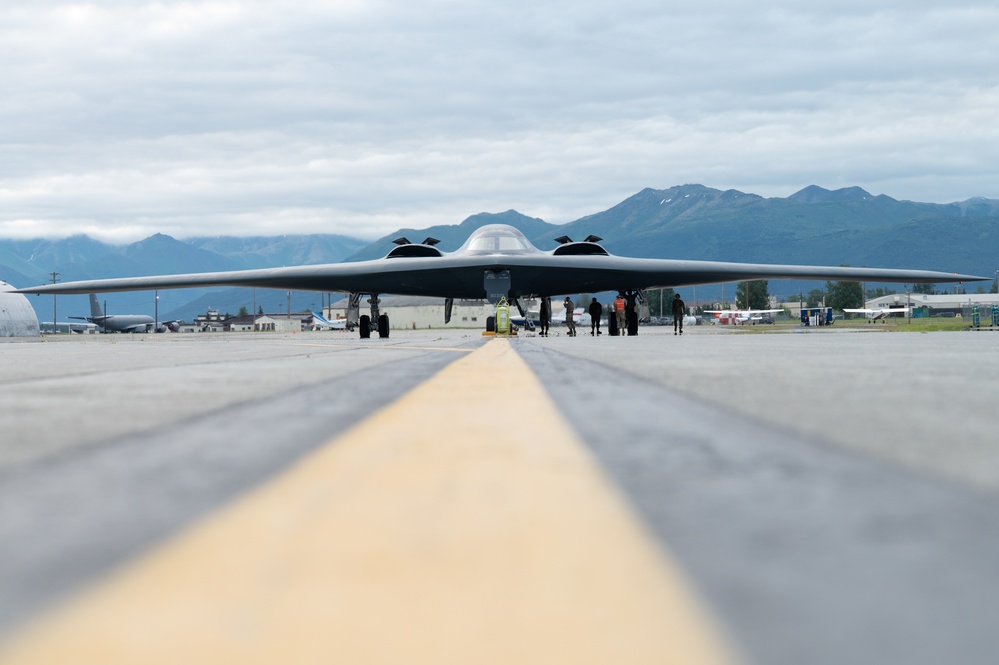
[835, 316, 982, 332]
[731, 316, 986, 333]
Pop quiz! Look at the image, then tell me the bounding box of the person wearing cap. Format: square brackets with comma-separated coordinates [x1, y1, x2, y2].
[563, 296, 576, 336]
[671, 292, 687, 335]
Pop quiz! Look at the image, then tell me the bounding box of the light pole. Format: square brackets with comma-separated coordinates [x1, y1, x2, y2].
[155, 291, 159, 331]
[49, 272, 60, 334]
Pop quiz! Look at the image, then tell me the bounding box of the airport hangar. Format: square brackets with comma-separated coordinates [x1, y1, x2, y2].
[0, 281, 40, 338]
[864, 292, 999, 316]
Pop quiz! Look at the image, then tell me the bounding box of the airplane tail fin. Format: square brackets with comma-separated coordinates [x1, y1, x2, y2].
[89, 293, 104, 320]
[312, 311, 343, 329]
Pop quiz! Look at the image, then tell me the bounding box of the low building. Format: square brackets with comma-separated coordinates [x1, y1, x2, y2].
[192, 308, 225, 326]
[254, 314, 310, 332]
[326, 296, 500, 329]
[222, 315, 256, 332]
[866, 293, 999, 317]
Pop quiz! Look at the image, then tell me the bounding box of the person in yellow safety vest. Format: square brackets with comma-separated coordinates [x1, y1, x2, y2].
[613, 294, 626, 334]
[563, 297, 576, 336]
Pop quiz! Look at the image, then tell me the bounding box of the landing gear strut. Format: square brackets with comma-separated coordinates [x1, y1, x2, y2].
[349, 293, 389, 339]
[512, 297, 535, 332]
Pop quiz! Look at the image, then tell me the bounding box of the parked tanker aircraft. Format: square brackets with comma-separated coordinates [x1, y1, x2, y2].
[18, 224, 986, 338]
[69, 293, 178, 333]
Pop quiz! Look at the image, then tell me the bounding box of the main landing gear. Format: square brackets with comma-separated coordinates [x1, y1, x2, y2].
[609, 289, 644, 336]
[348, 293, 390, 339]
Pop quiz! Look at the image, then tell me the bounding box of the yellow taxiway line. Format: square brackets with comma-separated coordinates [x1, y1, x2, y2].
[0, 339, 736, 665]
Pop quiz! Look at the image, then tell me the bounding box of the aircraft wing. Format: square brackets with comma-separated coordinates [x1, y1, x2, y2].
[704, 308, 784, 314]
[844, 307, 910, 319]
[15, 224, 988, 300]
[844, 307, 910, 313]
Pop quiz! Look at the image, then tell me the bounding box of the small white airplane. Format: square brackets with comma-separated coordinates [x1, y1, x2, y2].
[704, 308, 782, 325]
[843, 306, 910, 320]
[311, 311, 348, 330]
[551, 306, 595, 328]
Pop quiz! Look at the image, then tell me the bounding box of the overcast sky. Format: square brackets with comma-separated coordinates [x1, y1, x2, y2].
[2, 1, 997, 242]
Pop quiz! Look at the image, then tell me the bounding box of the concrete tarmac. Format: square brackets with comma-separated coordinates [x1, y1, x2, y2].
[1, 326, 998, 664]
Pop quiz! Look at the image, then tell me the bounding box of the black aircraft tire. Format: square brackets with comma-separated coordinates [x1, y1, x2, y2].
[359, 315, 371, 339]
[486, 316, 495, 332]
[378, 314, 390, 338]
[627, 311, 639, 336]
[608, 314, 618, 336]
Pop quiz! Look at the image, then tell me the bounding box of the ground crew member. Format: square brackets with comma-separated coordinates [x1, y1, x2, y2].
[539, 297, 550, 336]
[624, 291, 638, 335]
[564, 297, 576, 336]
[588, 297, 602, 335]
[613, 293, 626, 334]
[672, 293, 686, 335]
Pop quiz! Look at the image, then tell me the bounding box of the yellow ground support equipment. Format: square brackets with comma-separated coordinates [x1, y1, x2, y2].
[496, 297, 511, 335]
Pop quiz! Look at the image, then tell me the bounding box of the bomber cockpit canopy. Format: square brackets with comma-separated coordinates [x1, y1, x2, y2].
[457, 224, 540, 255]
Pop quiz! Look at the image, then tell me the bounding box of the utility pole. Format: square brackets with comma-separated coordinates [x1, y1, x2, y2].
[905, 284, 912, 325]
[49, 272, 60, 334]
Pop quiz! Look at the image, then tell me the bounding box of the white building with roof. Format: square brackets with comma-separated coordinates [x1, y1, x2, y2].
[254, 314, 310, 332]
[326, 296, 501, 330]
[867, 293, 999, 316]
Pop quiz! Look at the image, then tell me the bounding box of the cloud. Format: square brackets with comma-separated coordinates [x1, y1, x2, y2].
[1, 1, 997, 241]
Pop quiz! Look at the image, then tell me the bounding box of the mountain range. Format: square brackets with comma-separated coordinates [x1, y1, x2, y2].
[3, 184, 996, 322]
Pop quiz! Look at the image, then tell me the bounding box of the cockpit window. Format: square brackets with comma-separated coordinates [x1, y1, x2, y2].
[459, 225, 538, 255]
[467, 236, 529, 252]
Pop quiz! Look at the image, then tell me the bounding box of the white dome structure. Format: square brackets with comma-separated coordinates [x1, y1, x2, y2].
[0, 281, 41, 337]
